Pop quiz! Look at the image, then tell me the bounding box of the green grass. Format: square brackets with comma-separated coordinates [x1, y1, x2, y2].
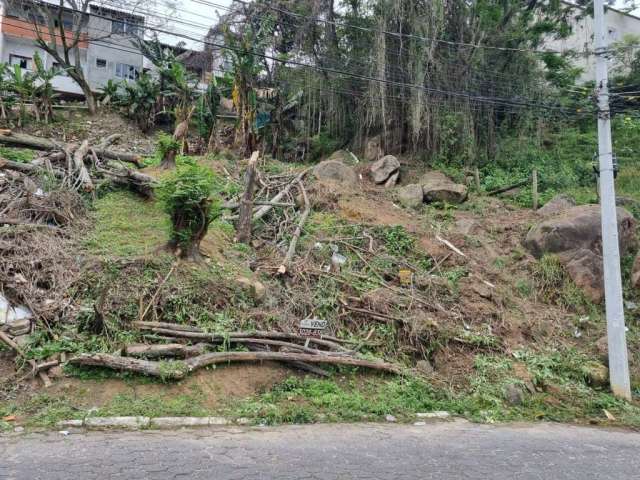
[85, 190, 170, 257]
[221, 353, 640, 426]
[0, 146, 35, 163]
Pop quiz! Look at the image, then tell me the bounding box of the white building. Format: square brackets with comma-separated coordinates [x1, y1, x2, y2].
[545, 1, 640, 82]
[0, 0, 144, 95]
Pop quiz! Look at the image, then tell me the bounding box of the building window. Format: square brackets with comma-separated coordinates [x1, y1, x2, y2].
[9, 54, 32, 70]
[115, 63, 139, 80]
[112, 20, 125, 34]
[52, 62, 67, 76]
[96, 58, 107, 68]
[112, 19, 141, 36]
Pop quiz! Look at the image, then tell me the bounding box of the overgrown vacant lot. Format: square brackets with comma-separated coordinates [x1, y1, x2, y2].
[2, 111, 640, 430]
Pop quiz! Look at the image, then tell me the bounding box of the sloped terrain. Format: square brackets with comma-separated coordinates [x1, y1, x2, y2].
[1, 115, 640, 431]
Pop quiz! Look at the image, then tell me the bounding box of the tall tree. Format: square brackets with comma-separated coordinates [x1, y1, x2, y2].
[9, 0, 98, 113]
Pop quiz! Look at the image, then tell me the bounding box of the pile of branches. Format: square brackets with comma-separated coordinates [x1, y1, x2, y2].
[69, 321, 403, 379]
[224, 155, 310, 272]
[0, 131, 155, 197]
[0, 164, 83, 324]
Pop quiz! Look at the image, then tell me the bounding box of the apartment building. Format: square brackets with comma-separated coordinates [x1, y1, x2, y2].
[0, 0, 144, 95]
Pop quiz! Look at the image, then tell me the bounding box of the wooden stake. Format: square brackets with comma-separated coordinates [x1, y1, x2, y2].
[474, 166, 481, 192]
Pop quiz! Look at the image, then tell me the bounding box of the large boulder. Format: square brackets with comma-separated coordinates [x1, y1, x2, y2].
[370, 155, 400, 184]
[421, 171, 468, 204]
[537, 194, 576, 217]
[524, 205, 635, 259]
[313, 160, 357, 185]
[524, 205, 636, 303]
[328, 150, 359, 166]
[397, 184, 424, 208]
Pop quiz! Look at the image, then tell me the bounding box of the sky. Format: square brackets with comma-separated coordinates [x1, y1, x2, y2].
[155, 0, 640, 50]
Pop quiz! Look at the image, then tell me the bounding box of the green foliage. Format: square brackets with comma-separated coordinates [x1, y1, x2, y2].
[308, 131, 342, 161]
[532, 254, 596, 313]
[0, 146, 35, 163]
[156, 132, 181, 158]
[195, 81, 221, 140]
[378, 225, 415, 256]
[157, 158, 221, 249]
[119, 72, 161, 132]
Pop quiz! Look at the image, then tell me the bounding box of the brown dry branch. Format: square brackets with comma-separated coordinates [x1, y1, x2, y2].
[69, 351, 403, 379]
[133, 321, 351, 352]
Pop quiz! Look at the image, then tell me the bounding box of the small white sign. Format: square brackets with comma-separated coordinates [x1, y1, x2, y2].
[299, 318, 327, 330]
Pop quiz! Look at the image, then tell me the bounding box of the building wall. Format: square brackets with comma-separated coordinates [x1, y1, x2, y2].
[0, 1, 144, 95]
[86, 11, 143, 89]
[545, 5, 640, 83]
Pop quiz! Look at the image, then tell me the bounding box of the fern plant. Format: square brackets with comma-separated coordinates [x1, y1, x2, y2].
[157, 157, 221, 259]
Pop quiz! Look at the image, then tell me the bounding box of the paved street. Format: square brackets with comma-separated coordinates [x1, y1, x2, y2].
[1, 420, 640, 479]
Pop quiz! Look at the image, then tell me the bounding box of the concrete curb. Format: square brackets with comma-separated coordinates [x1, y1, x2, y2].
[57, 416, 232, 430]
[55, 412, 452, 431]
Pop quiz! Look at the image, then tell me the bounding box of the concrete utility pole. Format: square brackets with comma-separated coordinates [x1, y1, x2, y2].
[593, 0, 632, 400]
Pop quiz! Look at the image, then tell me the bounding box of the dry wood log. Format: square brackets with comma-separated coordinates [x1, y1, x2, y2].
[96, 133, 122, 150]
[97, 162, 156, 198]
[253, 168, 310, 222]
[280, 180, 310, 271]
[236, 151, 259, 244]
[223, 200, 295, 210]
[0, 132, 143, 167]
[69, 351, 403, 379]
[133, 321, 352, 345]
[124, 343, 207, 359]
[71, 140, 93, 191]
[134, 323, 350, 352]
[0, 132, 58, 150]
[487, 178, 529, 196]
[245, 344, 329, 377]
[0, 157, 64, 178]
[94, 148, 143, 168]
[133, 321, 202, 332]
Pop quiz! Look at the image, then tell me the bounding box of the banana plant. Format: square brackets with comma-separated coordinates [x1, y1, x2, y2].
[99, 79, 121, 108]
[120, 72, 161, 132]
[0, 62, 13, 121]
[8, 63, 35, 127]
[32, 52, 58, 124]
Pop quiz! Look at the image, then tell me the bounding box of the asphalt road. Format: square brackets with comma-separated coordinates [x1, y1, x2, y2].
[1, 420, 640, 479]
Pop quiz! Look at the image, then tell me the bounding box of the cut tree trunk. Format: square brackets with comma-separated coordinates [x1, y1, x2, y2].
[69, 351, 403, 379]
[236, 151, 259, 244]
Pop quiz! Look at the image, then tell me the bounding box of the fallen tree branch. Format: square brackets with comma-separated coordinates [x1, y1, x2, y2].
[0, 157, 64, 178]
[487, 178, 529, 196]
[0, 132, 143, 168]
[124, 343, 207, 359]
[280, 180, 310, 271]
[253, 168, 310, 222]
[134, 324, 350, 352]
[69, 351, 403, 379]
[435, 235, 466, 258]
[0, 331, 51, 387]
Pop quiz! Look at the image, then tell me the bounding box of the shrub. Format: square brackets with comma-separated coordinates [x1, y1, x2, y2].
[157, 158, 221, 259]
